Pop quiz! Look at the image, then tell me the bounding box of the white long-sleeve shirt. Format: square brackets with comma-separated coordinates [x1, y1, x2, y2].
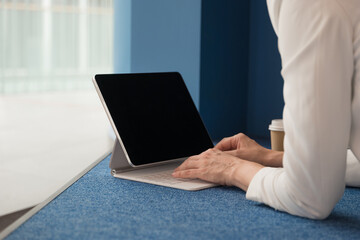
[246, 0, 360, 219]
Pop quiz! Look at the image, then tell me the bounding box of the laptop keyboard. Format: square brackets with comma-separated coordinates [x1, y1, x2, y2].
[138, 170, 192, 185]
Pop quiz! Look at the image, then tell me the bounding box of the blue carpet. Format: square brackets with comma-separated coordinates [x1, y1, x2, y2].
[7, 146, 360, 239]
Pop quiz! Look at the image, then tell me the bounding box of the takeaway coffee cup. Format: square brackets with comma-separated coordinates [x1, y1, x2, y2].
[269, 119, 284, 151]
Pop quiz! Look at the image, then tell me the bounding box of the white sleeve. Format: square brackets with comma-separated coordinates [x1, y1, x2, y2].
[346, 150, 360, 187]
[246, 0, 354, 219]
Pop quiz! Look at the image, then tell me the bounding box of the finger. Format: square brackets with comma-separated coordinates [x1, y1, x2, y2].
[199, 148, 216, 158]
[172, 169, 202, 179]
[215, 136, 237, 151]
[174, 155, 200, 172]
[174, 160, 201, 172]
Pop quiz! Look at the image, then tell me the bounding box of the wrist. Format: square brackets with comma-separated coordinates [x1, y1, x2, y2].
[263, 149, 283, 167]
[230, 161, 264, 191]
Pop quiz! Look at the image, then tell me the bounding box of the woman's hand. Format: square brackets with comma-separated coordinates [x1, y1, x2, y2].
[216, 133, 283, 167]
[172, 148, 264, 191]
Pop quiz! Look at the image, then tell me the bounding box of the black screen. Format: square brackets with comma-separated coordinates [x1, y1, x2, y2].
[95, 72, 213, 166]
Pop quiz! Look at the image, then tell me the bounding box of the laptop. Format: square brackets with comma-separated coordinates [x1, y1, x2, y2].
[93, 72, 217, 191]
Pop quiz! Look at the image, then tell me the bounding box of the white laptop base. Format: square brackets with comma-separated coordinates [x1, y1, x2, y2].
[109, 139, 217, 191]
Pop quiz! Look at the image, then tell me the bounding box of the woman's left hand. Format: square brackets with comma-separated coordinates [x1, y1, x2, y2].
[172, 148, 264, 190]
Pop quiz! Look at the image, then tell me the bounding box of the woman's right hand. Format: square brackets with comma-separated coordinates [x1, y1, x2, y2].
[215, 133, 283, 167]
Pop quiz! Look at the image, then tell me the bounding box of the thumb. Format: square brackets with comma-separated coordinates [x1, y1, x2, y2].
[215, 136, 237, 151]
[225, 150, 239, 157]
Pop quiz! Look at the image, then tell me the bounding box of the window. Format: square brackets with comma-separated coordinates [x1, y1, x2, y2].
[0, 0, 114, 218]
[0, 0, 113, 93]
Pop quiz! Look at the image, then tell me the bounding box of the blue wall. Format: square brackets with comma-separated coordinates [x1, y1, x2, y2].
[246, 0, 283, 138]
[114, 0, 284, 141]
[114, 0, 131, 73]
[114, 0, 202, 107]
[199, 0, 251, 140]
[199, 0, 283, 140]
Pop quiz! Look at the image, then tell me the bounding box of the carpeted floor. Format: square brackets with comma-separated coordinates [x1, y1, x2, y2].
[6, 152, 360, 239]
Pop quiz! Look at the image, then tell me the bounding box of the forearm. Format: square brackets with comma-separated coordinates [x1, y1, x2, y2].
[230, 161, 264, 191]
[262, 149, 284, 167]
[346, 149, 360, 187]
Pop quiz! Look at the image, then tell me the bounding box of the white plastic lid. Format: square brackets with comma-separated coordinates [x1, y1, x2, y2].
[269, 119, 284, 131]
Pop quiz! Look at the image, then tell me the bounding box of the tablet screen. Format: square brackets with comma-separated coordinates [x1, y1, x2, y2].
[95, 72, 213, 166]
